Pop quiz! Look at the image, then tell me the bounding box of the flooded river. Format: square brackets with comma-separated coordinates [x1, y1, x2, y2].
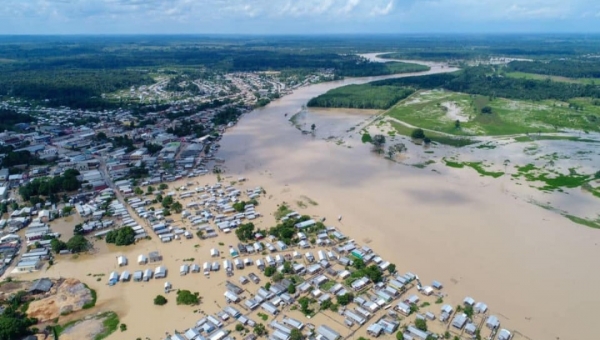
[217, 61, 600, 340]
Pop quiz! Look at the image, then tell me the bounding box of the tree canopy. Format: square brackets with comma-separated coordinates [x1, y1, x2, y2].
[105, 227, 136, 246]
[19, 169, 81, 202]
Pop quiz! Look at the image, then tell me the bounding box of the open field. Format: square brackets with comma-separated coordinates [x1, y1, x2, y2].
[386, 90, 600, 136]
[505, 71, 599, 85]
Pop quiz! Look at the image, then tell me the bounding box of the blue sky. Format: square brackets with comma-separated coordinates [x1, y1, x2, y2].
[1, 0, 600, 34]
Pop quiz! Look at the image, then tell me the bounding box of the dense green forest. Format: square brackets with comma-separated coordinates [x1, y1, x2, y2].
[307, 85, 414, 110]
[0, 38, 427, 109]
[1, 35, 600, 109]
[372, 66, 600, 101]
[506, 60, 600, 79]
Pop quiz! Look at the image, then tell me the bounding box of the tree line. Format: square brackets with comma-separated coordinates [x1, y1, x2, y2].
[507, 60, 600, 79]
[373, 66, 600, 101]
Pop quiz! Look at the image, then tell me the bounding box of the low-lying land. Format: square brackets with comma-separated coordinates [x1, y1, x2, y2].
[386, 89, 600, 136]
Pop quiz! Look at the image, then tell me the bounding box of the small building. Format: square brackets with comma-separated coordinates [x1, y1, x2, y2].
[224, 291, 240, 303]
[406, 325, 429, 340]
[474, 301, 488, 314]
[28, 278, 53, 294]
[465, 323, 477, 335]
[109, 271, 119, 285]
[367, 323, 383, 337]
[155, 266, 167, 278]
[451, 313, 468, 330]
[497, 329, 512, 340]
[180, 264, 190, 275]
[317, 325, 340, 340]
[191, 263, 201, 273]
[463, 296, 475, 306]
[143, 268, 153, 281]
[486, 315, 500, 330]
[138, 254, 148, 264]
[117, 255, 128, 266]
[261, 301, 279, 315]
[396, 302, 411, 316]
[149, 251, 162, 262]
[15, 260, 41, 272]
[133, 270, 143, 282]
[282, 317, 304, 330]
[120, 271, 131, 282]
[431, 280, 443, 290]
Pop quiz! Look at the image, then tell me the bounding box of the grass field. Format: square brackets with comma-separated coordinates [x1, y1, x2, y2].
[387, 120, 475, 147]
[386, 90, 600, 136]
[505, 71, 599, 85]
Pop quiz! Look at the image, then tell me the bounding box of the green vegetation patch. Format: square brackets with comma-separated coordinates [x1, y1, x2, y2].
[386, 89, 600, 137]
[442, 159, 504, 178]
[387, 121, 475, 147]
[96, 312, 120, 340]
[515, 165, 593, 191]
[564, 215, 600, 229]
[308, 84, 414, 110]
[82, 284, 97, 309]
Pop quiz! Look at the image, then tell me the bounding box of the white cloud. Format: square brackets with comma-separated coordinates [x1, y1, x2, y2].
[371, 0, 393, 16]
[0, 0, 599, 33]
[340, 0, 361, 14]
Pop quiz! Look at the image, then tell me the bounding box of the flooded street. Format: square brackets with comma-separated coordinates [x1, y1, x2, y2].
[217, 64, 600, 340]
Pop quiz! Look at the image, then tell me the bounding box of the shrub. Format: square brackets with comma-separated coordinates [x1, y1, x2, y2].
[154, 295, 168, 306]
[411, 128, 425, 139]
[176, 290, 199, 305]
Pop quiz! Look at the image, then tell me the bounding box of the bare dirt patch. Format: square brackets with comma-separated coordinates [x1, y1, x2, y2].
[441, 101, 469, 122]
[27, 278, 94, 322]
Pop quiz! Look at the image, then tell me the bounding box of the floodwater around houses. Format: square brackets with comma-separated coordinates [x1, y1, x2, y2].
[216, 61, 600, 340]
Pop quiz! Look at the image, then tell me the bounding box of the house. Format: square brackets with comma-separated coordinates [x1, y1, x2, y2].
[474, 301, 488, 314]
[28, 278, 53, 294]
[120, 271, 131, 282]
[406, 326, 429, 340]
[190, 263, 201, 273]
[497, 329, 512, 340]
[367, 323, 383, 337]
[133, 270, 143, 282]
[395, 302, 411, 316]
[451, 313, 468, 329]
[465, 323, 477, 335]
[224, 291, 240, 303]
[316, 325, 340, 340]
[282, 317, 304, 330]
[486, 315, 500, 330]
[261, 301, 279, 315]
[154, 266, 167, 278]
[143, 268, 153, 281]
[344, 310, 366, 325]
[109, 271, 119, 285]
[117, 255, 128, 266]
[15, 260, 41, 272]
[149, 251, 162, 262]
[184, 328, 201, 340]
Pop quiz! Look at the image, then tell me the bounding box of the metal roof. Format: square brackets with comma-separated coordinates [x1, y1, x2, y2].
[29, 278, 53, 293]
